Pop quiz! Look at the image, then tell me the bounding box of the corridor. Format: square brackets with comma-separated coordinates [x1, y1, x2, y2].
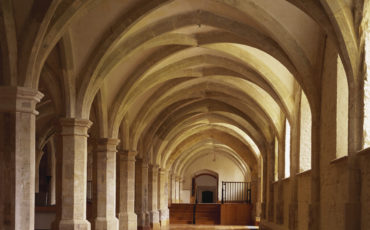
[1, 1, 370, 230]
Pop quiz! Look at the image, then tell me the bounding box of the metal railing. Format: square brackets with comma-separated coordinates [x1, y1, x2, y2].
[221, 181, 251, 204]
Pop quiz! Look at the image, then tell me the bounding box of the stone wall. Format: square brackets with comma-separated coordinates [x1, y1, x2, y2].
[297, 171, 310, 230]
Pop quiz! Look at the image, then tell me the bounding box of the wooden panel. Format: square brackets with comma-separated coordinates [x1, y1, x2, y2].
[220, 203, 252, 225]
[195, 204, 220, 225]
[170, 204, 195, 224]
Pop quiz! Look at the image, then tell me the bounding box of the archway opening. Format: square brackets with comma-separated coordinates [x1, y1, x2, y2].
[192, 172, 218, 204]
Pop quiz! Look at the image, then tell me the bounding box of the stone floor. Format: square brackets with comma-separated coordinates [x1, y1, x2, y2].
[165, 225, 259, 229]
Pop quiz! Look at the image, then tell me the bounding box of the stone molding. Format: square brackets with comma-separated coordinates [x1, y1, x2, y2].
[159, 168, 167, 174]
[96, 138, 120, 152]
[149, 164, 160, 172]
[0, 86, 43, 114]
[59, 118, 92, 137]
[119, 150, 137, 161]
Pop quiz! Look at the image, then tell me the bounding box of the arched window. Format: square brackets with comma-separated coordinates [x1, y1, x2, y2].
[364, 31, 370, 148]
[274, 137, 278, 181]
[336, 55, 348, 157]
[285, 120, 291, 178]
[299, 92, 311, 172]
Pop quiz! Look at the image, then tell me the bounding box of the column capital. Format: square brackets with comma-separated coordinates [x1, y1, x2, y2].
[119, 150, 136, 161]
[159, 168, 167, 174]
[59, 118, 92, 127]
[59, 118, 92, 137]
[136, 157, 149, 169]
[149, 164, 160, 171]
[97, 138, 120, 152]
[0, 86, 43, 114]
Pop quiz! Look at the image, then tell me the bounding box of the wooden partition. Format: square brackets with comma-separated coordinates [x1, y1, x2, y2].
[170, 203, 253, 225]
[220, 203, 252, 225]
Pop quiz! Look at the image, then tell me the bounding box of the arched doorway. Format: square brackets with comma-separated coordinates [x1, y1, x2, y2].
[192, 170, 218, 203]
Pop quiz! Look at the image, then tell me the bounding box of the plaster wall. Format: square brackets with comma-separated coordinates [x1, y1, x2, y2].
[180, 190, 191, 203]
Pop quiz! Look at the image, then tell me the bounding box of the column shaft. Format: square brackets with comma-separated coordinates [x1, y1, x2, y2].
[171, 174, 176, 204]
[0, 87, 43, 230]
[118, 151, 137, 230]
[148, 164, 160, 230]
[158, 168, 169, 227]
[95, 138, 119, 230]
[135, 158, 150, 230]
[59, 118, 92, 230]
[175, 177, 181, 203]
[49, 139, 57, 205]
[51, 129, 62, 230]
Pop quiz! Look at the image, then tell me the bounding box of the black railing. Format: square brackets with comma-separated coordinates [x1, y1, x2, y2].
[192, 203, 196, 224]
[221, 181, 251, 204]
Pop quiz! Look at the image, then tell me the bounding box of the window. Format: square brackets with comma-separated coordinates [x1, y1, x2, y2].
[285, 120, 290, 178]
[336, 55, 348, 157]
[274, 137, 278, 181]
[299, 93, 311, 171]
[364, 32, 370, 148]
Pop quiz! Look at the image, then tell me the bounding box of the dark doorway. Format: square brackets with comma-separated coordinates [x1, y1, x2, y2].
[202, 191, 213, 203]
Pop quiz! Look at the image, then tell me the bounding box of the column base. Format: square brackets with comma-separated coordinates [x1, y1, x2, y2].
[118, 212, 137, 230]
[137, 212, 147, 227]
[160, 219, 169, 227]
[151, 222, 161, 230]
[51, 216, 61, 230]
[137, 226, 151, 230]
[159, 208, 170, 228]
[145, 211, 151, 227]
[95, 217, 118, 230]
[59, 219, 91, 230]
[149, 210, 160, 225]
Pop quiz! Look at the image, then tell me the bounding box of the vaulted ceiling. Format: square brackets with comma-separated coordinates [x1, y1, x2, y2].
[20, 0, 358, 177]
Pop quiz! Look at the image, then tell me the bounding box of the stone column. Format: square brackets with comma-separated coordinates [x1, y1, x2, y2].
[276, 137, 285, 224]
[158, 168, 169, 227]
[289, 92, 301, 230]
[175, 176, 181, 203]
[118, 150, 137, 230]
[35, 149, 44, 194]
[95, 138, 120, 230]
[59, 118, 92, 230]
[251, 173, 259, 220]
[135, 158, 150, 230]
[178, 177, 183, 203]
[261, 155, 268, 220]
[267, 141, 275, 222]
[0, 87, 43, 230]
[148, 164, 160, 230]
[49, 143, 57, 205]
[51, 129, 62, 230]
[171, 173, 176, 204]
